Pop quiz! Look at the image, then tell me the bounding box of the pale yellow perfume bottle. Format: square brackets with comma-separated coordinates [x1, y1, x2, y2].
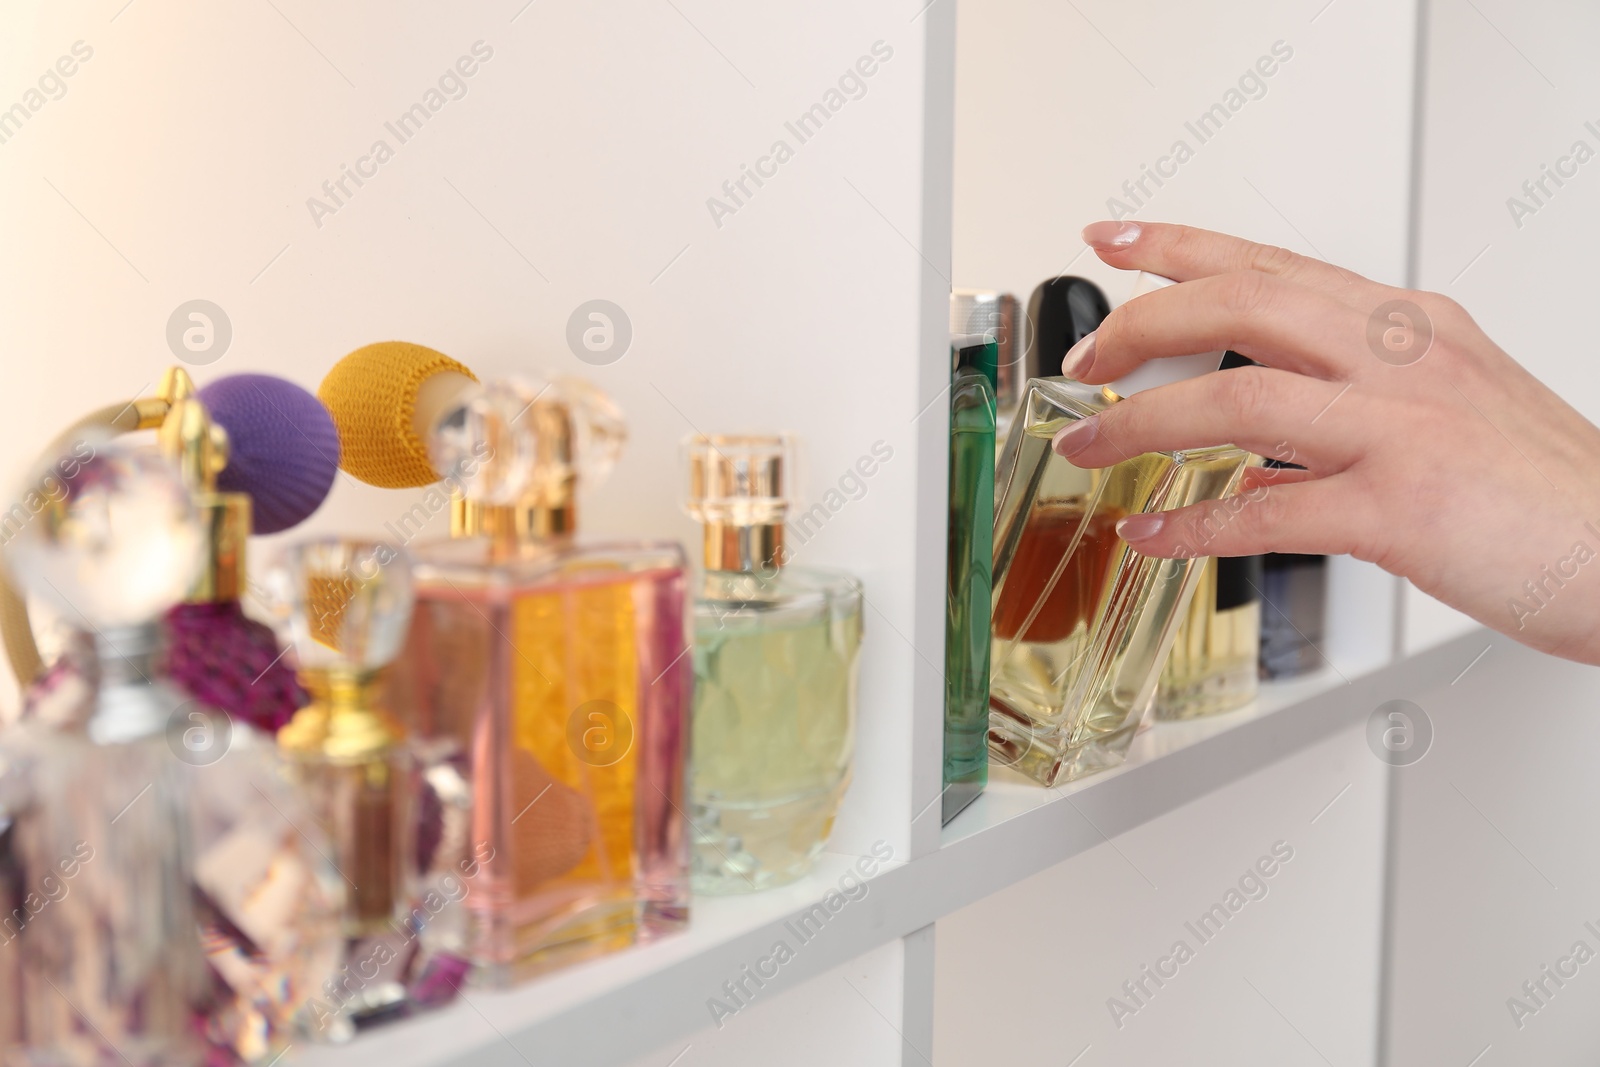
[988, 273, 1252, 786]
[682, 436, 862, 892]
[1155, 555, 1262, 720]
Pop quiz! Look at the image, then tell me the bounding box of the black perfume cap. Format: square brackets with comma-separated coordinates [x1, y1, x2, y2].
[952, 338, 999, 390]
[1215, 553, 1264, 611]
[1025, 277, 1110, 380]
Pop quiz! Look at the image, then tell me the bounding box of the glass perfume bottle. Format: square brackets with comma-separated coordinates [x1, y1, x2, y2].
[683, 435, 862, 891]
[950, 290, 1022, 448]
[1260, 552, 1328, 679]
[276, 540, 421, 942]
[988, 273, 1251, 785]
[1155, 554, 1263, 719]
[943, 341, 994, 824]
[0, 443, 344, 1067]
[395, 378, 691, 985]
[155, 368, 304, 735]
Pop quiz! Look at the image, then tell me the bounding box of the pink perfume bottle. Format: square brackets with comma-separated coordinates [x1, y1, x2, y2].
[395, 379, 690, 987]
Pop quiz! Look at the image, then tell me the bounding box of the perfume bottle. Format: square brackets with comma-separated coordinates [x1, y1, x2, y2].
[943, 340, 994, 824]
[276, 540, 420, 941]
[1259, 552, 1328, 679]
[1155, 554, 1263, 719]
[1024, 276, 1109, 380]
[988, 273, 1252, 786]
[1005, 276, 1109, 490]
[0, 443, 344, 1066]
[396, 378, 691, 984]
[683, 435, 862, 890]
[155, 368, 305, 735]
[950, 290, 1022, 446]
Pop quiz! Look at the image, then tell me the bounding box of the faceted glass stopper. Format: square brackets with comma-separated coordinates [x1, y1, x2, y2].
[272, 539, 414, 671]
[684, 434, 792, 527]
[427, 376, 626, 504]
[3, 439, 203, 628]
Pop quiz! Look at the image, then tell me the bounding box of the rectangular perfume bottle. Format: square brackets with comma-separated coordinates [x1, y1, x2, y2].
[989, 377, 1251, 785]
[1259, 553, 1328, 679]
[1155, 554, 1263, 719]
[400, 537, 691, 986]
[944, 347, 995, 823]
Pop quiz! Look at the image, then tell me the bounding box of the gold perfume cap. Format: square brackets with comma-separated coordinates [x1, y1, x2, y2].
[684, 435, 791, 572]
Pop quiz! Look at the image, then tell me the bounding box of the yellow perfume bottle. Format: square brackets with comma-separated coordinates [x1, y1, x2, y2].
[1155, 554, 1263, 719]
[988, 273, 1252, 786]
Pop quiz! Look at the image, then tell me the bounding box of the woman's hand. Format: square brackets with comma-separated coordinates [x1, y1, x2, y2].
[1053, 220, 1600, 664]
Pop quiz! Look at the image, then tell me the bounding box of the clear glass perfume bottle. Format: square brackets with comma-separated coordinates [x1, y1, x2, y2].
[989, 376, 1252, 785]
[0, 443, 344, 1067]
[395, 378, 691, 984]
[1155, 554, 1262, 719]
[275, 540, 422, 944]
[683, 435, 862, 891]
[944, 343, 994, 824]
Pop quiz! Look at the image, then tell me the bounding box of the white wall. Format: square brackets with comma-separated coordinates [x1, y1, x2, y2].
[936, 723, 1388, 1064]
[939, 0, 1420, 1058]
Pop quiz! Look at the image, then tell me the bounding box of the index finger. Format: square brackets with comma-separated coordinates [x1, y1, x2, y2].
[1081, 220, 1367, 292]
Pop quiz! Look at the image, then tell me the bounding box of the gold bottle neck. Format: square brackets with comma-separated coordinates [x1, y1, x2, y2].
[703, 522, 784, 573]
[280, 667, 402, 762]
[187, 492, 251, 604]
[450, 494, 576, 542]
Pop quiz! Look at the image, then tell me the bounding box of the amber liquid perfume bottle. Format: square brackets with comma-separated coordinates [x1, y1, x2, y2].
[683, 436, 862, 891]
[396, 379, 690, 985]
[1156, 555, 1263, 719]
[988, 274, 1251, 786]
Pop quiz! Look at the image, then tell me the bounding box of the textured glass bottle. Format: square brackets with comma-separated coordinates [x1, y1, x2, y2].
[684, 436, 862, 892]
[397, 379, 691, 984]
[1156, 555, 1263, 719]
[944, 344, 994, 824]
[0, 445, 343, 1067]
[989, 378, 1251, 785]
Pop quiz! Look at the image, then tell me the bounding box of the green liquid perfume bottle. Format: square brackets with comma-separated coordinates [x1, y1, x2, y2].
[684, 436, 863, 893]
[943, 332, 996, 824]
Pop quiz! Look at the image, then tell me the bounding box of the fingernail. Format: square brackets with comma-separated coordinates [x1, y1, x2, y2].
[1116, 513, 1166, 542]
[1052, 415, 1098, 457]
[1082, 221, 1142, 250]
[1062, 332, 1097, 380]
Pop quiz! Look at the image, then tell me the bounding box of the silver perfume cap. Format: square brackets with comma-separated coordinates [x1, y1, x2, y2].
[950, 290, 1022, 406]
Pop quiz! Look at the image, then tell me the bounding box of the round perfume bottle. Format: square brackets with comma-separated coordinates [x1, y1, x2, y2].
[0, 443, 344, 1067]
[684, 435, 863, 894]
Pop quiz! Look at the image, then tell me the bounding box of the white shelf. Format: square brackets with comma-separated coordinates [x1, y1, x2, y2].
[293, 633, 1487, 1067]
